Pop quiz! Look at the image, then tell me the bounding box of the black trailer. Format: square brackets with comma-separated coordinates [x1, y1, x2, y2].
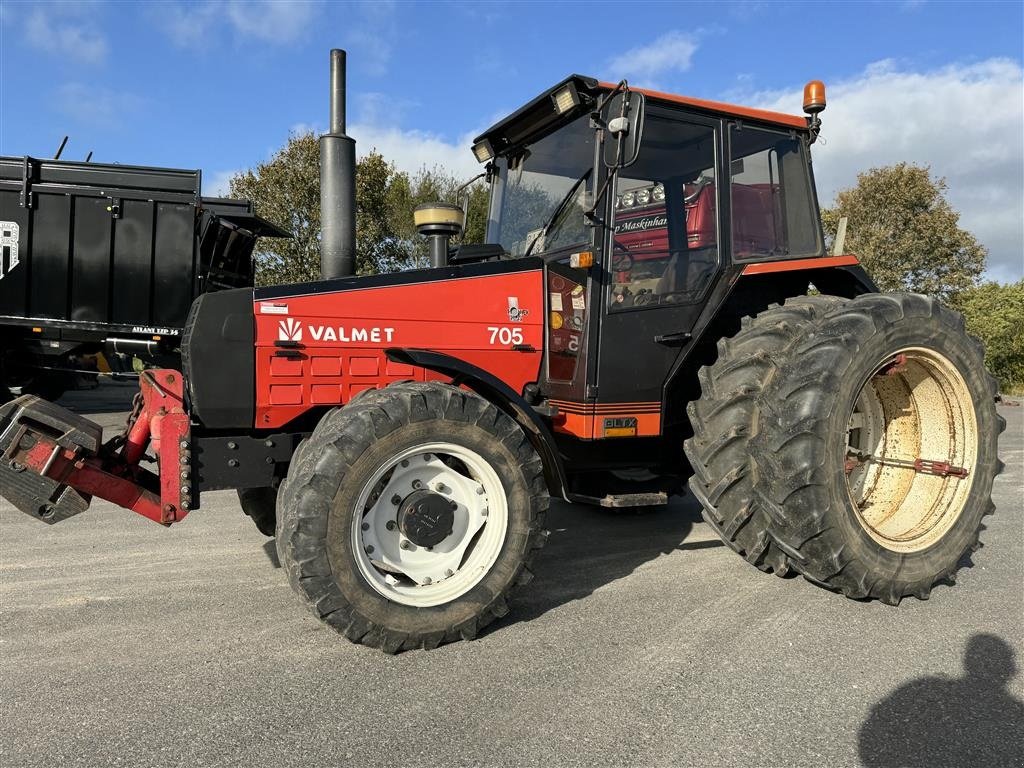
[0, 155, 288, 399]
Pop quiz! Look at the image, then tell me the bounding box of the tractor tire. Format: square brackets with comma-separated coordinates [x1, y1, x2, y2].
[237, 486, 277, 536]
[684, 295, 843, 574]
[275, 381, 548, 652]
[750, 293, 1004, 604]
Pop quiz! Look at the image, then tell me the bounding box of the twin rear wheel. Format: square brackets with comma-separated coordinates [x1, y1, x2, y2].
[274, 382, 547, 652]
[685, 293, 1003, 604]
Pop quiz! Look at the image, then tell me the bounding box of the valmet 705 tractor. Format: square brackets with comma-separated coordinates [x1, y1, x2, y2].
[0, 51, 1003, 652]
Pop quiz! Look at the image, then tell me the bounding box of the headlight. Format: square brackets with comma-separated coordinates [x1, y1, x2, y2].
[621, 191, 635, 207]
[635, 189, 651, 205]
[550, 311, 564, 330]
[652, 184, 665, 202]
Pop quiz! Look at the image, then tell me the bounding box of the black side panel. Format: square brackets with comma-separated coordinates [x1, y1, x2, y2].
[29, 193, 71, 319]
[153, 203, 196, 327]
[112, 199, 155, 325]
[71, 196, 112, 324]
[182, 288, 254, 429]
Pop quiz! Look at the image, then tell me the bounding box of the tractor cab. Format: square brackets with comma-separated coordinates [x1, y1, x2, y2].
[470, 77, 830, 449]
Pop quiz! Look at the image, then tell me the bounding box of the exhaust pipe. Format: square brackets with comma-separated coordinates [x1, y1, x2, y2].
[320, 49, 357, 279]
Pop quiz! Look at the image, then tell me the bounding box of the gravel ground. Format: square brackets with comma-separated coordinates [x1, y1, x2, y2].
[1, 383, 1021, 767]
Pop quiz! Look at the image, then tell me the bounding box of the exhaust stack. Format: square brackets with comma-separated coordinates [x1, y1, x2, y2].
[320, 49, 357, 279]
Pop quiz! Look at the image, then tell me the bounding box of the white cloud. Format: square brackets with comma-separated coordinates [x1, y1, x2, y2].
[607, 31, 700, 86]
[160, 0, 318, 47]
[205, 169, 240, 197]
[272, 112, 482, 181]
[749, 58, 1024, 282]
[54, 83, 143, 128]
[23, 6, 107, 64]
[349, 123, 481, 181]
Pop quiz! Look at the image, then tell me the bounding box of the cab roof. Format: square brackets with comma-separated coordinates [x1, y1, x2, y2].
[474, 75, 808, 160]
[599, 81, 808, 131]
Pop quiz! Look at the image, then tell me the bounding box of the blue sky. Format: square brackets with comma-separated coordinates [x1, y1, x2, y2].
[1, 0, 1022, 280]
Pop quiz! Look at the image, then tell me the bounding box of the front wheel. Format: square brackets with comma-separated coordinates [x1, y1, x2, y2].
[751, 293, 1004, 604]
[275, 382, 548, 652]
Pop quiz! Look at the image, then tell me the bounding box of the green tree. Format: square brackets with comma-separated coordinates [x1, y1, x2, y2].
[821, 163, 986, 301]
[355, 151, 408, 275]
[951, 280, 1024, 394]
[229, 132, 321, 286]
[378, 165, 489, 272]
[228, 132, 489, 283]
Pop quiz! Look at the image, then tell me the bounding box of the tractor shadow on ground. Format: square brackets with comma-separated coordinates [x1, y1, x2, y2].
[484, 492, 722, 634]
[858, 633, 1024, 767]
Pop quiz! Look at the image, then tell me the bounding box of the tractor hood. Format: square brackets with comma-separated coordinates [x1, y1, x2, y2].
[183, 257, 546, 431]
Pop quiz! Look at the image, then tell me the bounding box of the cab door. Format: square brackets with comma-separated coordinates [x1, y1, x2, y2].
[592, 107, 725, 438]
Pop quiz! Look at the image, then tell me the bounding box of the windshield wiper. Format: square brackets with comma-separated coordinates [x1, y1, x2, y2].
[523, 168, 592, 259]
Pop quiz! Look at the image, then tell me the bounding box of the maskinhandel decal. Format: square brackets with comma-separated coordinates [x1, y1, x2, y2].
[0, 221, 19, 280]
[614, 213, 668, 234]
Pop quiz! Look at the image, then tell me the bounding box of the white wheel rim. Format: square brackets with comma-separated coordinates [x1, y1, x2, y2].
[845, 347, 978, 553]
[351, 441, 509, 607]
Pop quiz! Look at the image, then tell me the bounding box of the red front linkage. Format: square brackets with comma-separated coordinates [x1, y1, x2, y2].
[10, 370, 191, 525]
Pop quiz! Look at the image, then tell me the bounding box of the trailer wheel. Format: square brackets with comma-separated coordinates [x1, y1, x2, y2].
[684, 295, 843, 574]
[751, 293, 1003, 604]
[275, 382, 548, 652]
[237, 487, 277, 536]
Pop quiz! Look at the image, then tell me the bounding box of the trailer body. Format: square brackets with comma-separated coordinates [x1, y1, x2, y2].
[0, 156, 287, 394]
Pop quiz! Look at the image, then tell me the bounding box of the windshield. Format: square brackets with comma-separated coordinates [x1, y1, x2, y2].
[486, 114, 595, 257]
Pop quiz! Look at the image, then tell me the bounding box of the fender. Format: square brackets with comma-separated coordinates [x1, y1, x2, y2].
[739, 255, 877, 296]
[385, 348, 570, 501]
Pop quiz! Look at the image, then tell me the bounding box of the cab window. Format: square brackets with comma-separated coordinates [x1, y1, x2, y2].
[729, 125, 822, 259]
[610, 114, 719, 311]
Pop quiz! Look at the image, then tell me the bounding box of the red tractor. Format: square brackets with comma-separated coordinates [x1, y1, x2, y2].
[0, 54, 1003, 652]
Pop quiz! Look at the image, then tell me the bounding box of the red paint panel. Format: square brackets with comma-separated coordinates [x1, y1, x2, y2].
[310, 357, 342, 376]
[741, 254, 859, 275]
[386, 361, 415, 376]
[270, 356, 303, 376]
[254, 271, 544, 428]
[349, 356, 380, 376]
[269, 385, 303, 405]
[311, 384, 344, 403]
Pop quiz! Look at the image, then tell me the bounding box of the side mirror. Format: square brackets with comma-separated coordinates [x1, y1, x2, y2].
[602, 91, 645, 168]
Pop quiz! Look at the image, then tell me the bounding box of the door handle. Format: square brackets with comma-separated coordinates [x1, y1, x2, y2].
[654, 331, 692, 347]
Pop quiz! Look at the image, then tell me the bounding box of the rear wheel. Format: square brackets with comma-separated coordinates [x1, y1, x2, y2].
[684, 295, 843, 574]
[275, 382, 548, 651]
[751, 293, 1003, 603]
[237, 486, 277, 536]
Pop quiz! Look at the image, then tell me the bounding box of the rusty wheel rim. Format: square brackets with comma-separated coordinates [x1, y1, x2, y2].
[845, 347, 978, 553]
